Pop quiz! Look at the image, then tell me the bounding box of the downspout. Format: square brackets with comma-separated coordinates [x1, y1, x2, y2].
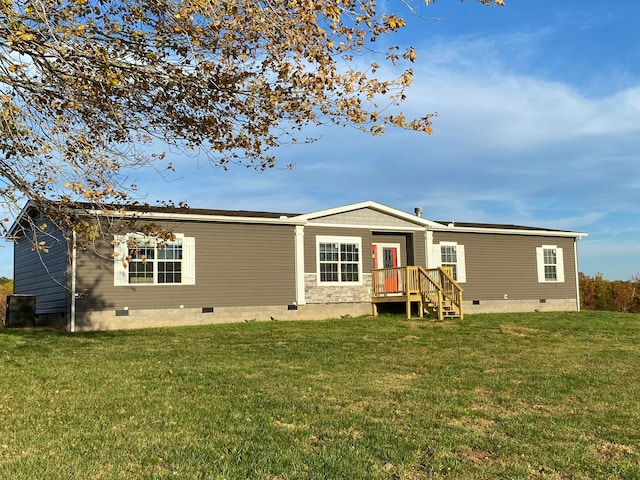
[574, 237, 581, 312]
[70, 229, 77, 333]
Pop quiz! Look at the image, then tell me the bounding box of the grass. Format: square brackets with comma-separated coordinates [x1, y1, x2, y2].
[1, 311, 639, 479]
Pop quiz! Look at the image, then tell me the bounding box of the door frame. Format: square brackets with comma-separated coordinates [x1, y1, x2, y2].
[372, 242, 401, 269]
[372, 242, 401, 294]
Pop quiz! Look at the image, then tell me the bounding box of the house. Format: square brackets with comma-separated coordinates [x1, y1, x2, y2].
[8, 200, 587, 331]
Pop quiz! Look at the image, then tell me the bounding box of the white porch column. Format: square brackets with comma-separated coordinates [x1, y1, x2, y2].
[425, 229, 435, 268]
[294, 225, 306, 305]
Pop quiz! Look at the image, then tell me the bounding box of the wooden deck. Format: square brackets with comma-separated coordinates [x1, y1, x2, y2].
[372, 266, 464, 320]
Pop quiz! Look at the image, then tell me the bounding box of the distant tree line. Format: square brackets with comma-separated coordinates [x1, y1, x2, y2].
[0, 277, 11, 291]
[0, 277, 12, 324]
[580, 273, 639, 313]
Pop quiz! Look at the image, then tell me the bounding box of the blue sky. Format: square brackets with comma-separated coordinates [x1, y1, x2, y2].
[3, 0, 640, 280]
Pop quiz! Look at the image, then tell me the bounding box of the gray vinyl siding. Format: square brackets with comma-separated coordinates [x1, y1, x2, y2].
[304, 229, 425, 273]
[433, 231, 577, 301]
[75, 221, 296, 313]
[304, 227, 373, 273]
[373, 232, 426, 267]
[13, 224, 68, 315]
[412, 232, 427, 267]
[311, 207, 424, 229]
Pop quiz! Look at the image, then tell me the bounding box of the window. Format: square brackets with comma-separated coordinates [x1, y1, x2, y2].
[543, 248, 557, 281]
[114, 234, 195, 286]
[440, 244, 458, 280]
[317, 236, 362, 285]
[536, 245, 564, 283]
[157, 241, 183, 284]
[128, 239, 157, 284]
[432, 242, 466, 283]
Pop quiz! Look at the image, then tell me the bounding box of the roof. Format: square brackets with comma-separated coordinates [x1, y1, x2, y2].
[296, 200, 444, 229]
[120, 204, 300, 219]
[7, 200, 587, 238]
[297, 201, 585, 237]
[6, 201, 303, 238]
[434, 221, 579, 234]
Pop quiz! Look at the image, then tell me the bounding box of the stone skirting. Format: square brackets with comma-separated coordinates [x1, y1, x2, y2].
[304, 273, 372, 304]
[463, 298, 579, 314]
[67, 294, 579, 331]
[74, 302, 374, 331]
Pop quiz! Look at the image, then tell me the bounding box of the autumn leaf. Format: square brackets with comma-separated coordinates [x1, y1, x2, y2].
[0, 0, 502, 243]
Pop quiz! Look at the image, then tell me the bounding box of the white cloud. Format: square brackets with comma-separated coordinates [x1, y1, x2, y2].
[4, 14, 639, 280]
[147, 40, 640, 234]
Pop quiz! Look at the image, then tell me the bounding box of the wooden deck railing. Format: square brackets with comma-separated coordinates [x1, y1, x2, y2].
[419, 266, 463, 316]
[372, 266, 463, 320]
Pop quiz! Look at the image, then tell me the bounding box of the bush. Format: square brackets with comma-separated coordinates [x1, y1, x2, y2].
[580, 272, 639, 313]
[0, 278, 12, 326]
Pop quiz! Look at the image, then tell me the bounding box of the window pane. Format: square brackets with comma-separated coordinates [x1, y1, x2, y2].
[319, 243, 339, 262]
[158, 241, 183, 260]
[441, 245, 457, 263]
[158, 262, 182, 284]
[130, 244, 155, 260]
[382, 249, 395, 268]
[128, 261, 154, 284]
[442, 263, 458, 281]
[545, 265, 557, 281]
[341, 263, 359, 282]
[320, 263, 338, 282]
[544, 248, 556, 265]
[340, 243, 359, 262]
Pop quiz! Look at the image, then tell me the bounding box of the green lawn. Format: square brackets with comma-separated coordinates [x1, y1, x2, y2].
[1, 311, 639, 479]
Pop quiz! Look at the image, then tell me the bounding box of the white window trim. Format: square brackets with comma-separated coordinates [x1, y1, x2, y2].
[432, 241, 466, 283]
[114, 233, 195, 286]
[316, 235, 363, 286]
[536, 245, 564, 283]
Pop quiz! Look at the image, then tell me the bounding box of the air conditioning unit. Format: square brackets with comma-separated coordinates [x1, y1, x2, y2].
[4, 295, 36, 328]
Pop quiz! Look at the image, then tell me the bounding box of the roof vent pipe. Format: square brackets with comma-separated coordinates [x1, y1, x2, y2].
[414, 207, 423, 217]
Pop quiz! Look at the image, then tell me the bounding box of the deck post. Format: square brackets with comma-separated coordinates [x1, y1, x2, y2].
[417, 273, 424, 318]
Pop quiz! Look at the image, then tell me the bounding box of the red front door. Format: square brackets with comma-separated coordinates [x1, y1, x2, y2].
[373, 244, 400, 293]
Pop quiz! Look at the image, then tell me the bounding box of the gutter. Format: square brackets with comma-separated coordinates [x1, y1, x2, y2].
[430, 225, 588, 239]
[81, 209, 307, 226]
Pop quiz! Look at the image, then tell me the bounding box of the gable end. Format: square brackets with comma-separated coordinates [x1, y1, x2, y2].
[309, 207, 425, 230]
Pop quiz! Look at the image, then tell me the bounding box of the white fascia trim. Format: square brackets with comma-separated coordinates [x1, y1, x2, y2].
[432, 225, 588, 238]
[120, 232, 185, 241]
[296, 200, 442, 228]
[83, 209, 307, 226]
[6, 201, 33, 238]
